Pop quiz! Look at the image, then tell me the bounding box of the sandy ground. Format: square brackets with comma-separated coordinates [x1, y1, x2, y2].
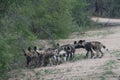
[9, 18, 120, 80]
[91, 17, 120, 25]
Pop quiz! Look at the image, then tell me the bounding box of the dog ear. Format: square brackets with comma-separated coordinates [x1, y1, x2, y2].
[74, 41, 77, 44]
[78, 40, 85, 43]
[28, 47, 31, 51]
[78, 40, 82, 43]
[33, 46, 37, 51]
[56, 43, 60, 47]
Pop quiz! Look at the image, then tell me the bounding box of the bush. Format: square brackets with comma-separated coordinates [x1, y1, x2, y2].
[0, 0, 91, 79]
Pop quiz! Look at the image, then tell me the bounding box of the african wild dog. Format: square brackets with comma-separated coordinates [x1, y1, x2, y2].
[77, 40, 108, 58]
[44, 48, 67, 66]
[23, 47, 39, 67]
[35, 46, 61, 66]
[57, 42, 78, 61]
[57, 49, 67, 64]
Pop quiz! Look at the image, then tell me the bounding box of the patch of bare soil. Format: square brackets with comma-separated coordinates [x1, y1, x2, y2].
[91, 17, 120, 25]
[9, 24, 120, 80]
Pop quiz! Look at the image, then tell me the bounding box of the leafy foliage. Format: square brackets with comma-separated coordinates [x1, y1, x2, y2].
[0, 0, 72, 79]
[86, 0, 120, 18]
[71, 0, 88, 27]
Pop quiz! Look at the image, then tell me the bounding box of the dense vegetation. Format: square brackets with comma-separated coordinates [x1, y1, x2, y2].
[0, 0, 87, 79]
[0, 0, 120, 79]
[86, 0, 120, 18]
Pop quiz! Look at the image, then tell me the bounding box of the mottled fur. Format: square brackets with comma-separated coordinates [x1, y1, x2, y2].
[23, 47, 39, 67]
[77, 40, 108, 58]
[35, 47, 60, 66]
[57, 42, 78, 61]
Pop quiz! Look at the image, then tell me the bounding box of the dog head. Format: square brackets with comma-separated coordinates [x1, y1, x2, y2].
[23, 47, 32, 57]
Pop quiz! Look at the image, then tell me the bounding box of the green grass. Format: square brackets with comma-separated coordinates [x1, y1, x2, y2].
[100, 76, 106, 80]
[112, 50, 120, 57]
[35, 69, 57, 77]
[99, 70, 115, 80]
[103, 60, 117, 70]
[98, 59, 117, 80]
[98, 58, 117, 80]
[20, 72, 26, 78]
[35, 71, 42, 76]
[103, 70, 114, 75]
[71, 54, 85, 62]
